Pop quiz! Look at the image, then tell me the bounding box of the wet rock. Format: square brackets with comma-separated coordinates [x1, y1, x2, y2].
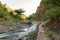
[0, 22, 32, 33]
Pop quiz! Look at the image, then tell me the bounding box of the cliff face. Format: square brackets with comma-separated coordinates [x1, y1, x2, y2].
[36, 0, 54, 21]
[36, 0, 60, 29]
[36, 0, 60, 40]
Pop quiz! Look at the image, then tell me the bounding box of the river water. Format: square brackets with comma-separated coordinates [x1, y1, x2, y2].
[0, 24, 38, 40]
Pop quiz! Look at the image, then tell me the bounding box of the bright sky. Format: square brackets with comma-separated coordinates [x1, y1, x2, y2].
[0, 0, 41, 16]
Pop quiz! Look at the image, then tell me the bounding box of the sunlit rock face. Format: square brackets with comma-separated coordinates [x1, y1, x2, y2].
[0, 2, 14, 12]
[20, 14, 27, 20]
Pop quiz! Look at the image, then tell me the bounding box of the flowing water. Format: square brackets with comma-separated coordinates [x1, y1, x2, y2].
[0, 23, 38, 40]
[0, 21, 48, 40]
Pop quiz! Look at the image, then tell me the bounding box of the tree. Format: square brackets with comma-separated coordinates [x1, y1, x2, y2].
[27, 13, 36, 21]
[9, 9, 25, 21]
[15, 9, 25, 14]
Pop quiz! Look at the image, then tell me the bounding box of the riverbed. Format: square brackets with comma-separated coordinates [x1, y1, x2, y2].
[0, 22, 38, 40]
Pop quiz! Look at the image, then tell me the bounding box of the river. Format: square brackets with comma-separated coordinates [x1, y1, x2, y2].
[0, 23, 38, 40]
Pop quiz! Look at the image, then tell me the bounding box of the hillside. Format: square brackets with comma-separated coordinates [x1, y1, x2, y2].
[36, 0, 60, 40]
[0, 0, 60, 40]
[0, 2, 27, 24]
[36, 0, 60, 30]
[0, 3, 14, 24]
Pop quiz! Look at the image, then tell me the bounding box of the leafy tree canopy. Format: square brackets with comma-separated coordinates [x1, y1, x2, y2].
[15, 9, 25, 14]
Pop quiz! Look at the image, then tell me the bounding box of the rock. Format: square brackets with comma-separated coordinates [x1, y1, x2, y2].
[0, 22, 32, 33]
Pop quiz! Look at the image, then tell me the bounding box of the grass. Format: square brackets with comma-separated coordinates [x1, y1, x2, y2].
[45, 27, 55, 37]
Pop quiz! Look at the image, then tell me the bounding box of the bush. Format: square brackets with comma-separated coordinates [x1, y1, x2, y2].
[43, 6, 60, 21]
[45, 28, 54, 36]
[28, 31, 34, 37]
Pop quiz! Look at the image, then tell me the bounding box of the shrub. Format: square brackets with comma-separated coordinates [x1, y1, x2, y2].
[43, 6, 60, 21]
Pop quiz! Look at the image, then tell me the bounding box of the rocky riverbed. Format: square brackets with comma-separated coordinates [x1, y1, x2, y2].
[0, 22, 32, 34]
[0, 22, 39, 40]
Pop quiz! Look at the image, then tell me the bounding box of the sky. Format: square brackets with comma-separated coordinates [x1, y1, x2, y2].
[0, 0, 41, 16]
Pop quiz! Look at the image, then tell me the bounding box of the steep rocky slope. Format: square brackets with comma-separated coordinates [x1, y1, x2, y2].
[36, 0, 60, 40]
[36, 0, 60, 31]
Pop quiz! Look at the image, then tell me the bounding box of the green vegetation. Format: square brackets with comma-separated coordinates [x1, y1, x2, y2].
[43, 6, 60, 21]
[28, 31, 34, 37]
[0, 6, 13, 24]
[15, 9, 25, 14]
[41, 0, 60, 21]
[14, 9, 25, 20]
[27, 13, 36, 21]
[28, 0, 60, 21]
[33, 0, 60, 21]
[41, 0, 60, 6]
[45, 28, 54, 36]
[0, 4, 25, 24]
